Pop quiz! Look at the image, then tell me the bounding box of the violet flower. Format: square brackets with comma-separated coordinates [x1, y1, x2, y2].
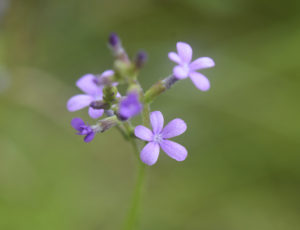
[67, 70, 115, 119]
[71, 118, 95, 143]
[169, 42, 215, 91]
[135, 111, 187, 165]
[119, 92, 143, 120]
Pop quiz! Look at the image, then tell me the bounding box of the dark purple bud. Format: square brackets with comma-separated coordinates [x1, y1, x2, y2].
[117, 112, 129, 121]
[109, 33, 120, 47]
[105, 110, 115, 117]
[135, 51, 148, 68]
[90, 100, 106, 109]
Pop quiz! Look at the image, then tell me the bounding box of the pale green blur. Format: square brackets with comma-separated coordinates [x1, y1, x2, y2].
[0, 0, 299, 229]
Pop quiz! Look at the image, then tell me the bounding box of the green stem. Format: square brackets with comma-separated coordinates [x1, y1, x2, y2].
[144, 75, 178, 104]
[123, 140, 146, 230]
[142, 103, 151, 128]
[119, 77, 151, 230]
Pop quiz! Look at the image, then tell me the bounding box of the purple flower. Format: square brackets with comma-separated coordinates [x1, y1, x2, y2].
[135, 111, 187, 165]
[119, 92, 143, 120]
[71, 118, 95, 143]
[67, 70, 115, 119]
[169, 42, 215, 91]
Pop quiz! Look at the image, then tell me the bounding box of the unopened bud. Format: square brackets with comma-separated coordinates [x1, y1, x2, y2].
[109, 33, 120, 47]
[135, 51, 148, 68]
[99, 116, 119, 132]
[90, 100, 107, 109]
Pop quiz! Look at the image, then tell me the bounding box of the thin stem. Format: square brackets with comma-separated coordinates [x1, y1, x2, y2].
[123, 140, 146, 230]
[142, 103, 151, 128]
[116, 125, 130, 140]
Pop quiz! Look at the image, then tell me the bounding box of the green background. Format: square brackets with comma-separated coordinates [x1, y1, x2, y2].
[0, 0, 299, 229]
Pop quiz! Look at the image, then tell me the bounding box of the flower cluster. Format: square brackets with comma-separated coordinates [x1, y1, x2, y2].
[67, 33, 215, 165]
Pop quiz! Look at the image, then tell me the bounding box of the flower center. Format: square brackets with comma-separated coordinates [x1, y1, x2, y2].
[153, 134, 163, 143]
[182, 63, 190, 74]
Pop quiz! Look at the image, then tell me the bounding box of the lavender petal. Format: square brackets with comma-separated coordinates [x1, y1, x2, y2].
[71, 118, 85, 131]
[76, 74, 101, 96]
[135, 125, 153, 141]
[119, 93, 143, 119]
[161, 118, 187, 139]
[150, 111, 164, 134]
[100, 70, 114, 78]
[67, 94, 93, 111]
[189, 57, 215, 71]
[168, 52, 181, 64]
[160, 140, 187, 162]
[189, 72, 210, 91]
[88, 107, 104, 119]
[176, 42, 193, 63]
[140, 142, 160, 166]
[84, 132, 95, 143]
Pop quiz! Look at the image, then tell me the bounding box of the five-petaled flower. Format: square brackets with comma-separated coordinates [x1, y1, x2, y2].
[169, 42, 215, 91]
[67, 70, 115, 119]
[71, 118, 95, 143]
[135, 111, 187, 165]
[119, 92, 143, 120]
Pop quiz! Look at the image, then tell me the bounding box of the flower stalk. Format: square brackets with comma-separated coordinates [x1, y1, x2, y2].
[67, 33, 215, 230]
[123, 161, 146, 230]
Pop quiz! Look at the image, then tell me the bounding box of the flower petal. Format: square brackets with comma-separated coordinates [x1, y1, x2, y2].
[160, 140, 187, 162]
[176, 42, 192, 63]
[76, 74, 100, 96]
[84, 132, 95, 143]
[190, 57, 215, 71]
[71, 118, 85, 131]
[100, 69, 114, 78]
[88, 107, 104, 119]
[168, 52, 181, 64]
[161, 118, 187, 139]
[150, 111, 164, 134]
[119, 93, 143, 119]
[98, 70, 117, 87]
[189, 72, 210, 91]
[173, 66, 189, 79]
[140, 142, 160, 166]
[67, 95, 93, 111]
[135, 125, 153, 141]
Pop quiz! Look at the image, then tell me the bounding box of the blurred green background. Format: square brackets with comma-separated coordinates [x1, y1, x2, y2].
[0, 0, 300, 229]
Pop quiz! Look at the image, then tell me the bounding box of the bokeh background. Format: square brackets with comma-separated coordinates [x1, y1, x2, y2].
[0, 0, 300, 229]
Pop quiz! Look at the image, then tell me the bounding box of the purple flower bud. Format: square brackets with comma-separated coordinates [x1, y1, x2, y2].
[119, 92, 143, 120]
[90, 100, 107, 109]
[135, 51, 148, 68]
[71, 118, 95, 142]
[109, 32, 120, 47]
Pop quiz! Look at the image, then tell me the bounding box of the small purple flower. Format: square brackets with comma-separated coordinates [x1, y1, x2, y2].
[135, 111, 187, 165]
[67, 70, 115, 119]
[119, 92, 143, 120]
[169, 42, 215, 91]
[71, 118, 95, 143]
